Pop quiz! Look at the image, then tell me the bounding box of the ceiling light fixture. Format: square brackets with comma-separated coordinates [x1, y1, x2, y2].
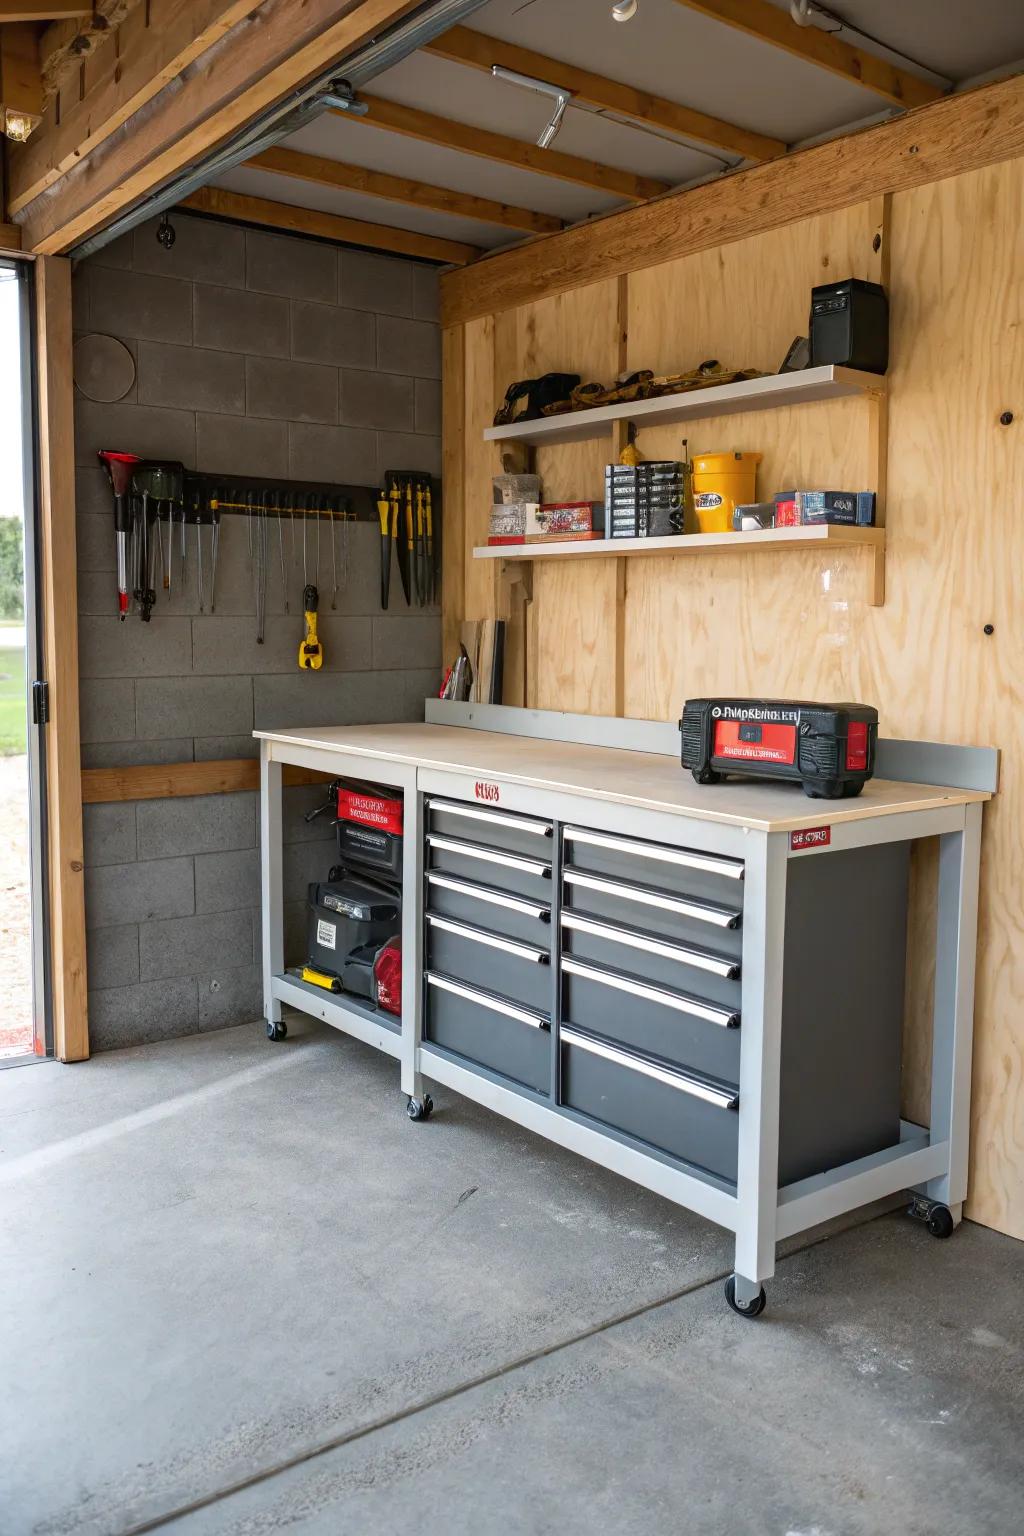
[611, 0, 638, 21]
[491, 64, 571, 148]
[2, 105, 41, 142]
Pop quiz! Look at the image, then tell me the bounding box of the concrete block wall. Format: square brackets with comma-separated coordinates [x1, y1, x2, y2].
[74, 212, 442, 1050]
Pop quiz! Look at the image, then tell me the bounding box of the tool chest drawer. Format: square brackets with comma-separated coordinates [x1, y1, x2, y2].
[560, 909, 740, 1011]
[562, 864, 743, 958]
[424, 870, 551, 947]
[560, 1026, 739, 1183]
[426, 831, 553, 902]
[563, 827, 744, 910]
[426, 797, 554, 860]
[426, 912, 551, 1013]
[561, 954, 740, 1083]
[425, 972, 551, 1094]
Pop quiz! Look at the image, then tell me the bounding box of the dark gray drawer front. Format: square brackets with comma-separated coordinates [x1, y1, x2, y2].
[427, 798, 553, 860]
[560, 1027, 739, 1182]
[426, 915, 551, 1013]
[425, 972, 551, 1094]
[562, 959, 740, 1082]
[427, 833, 553, 902]
[425, 870, 551, 946]
[563, 827, 744, 912]
[562, 866, 742, 960]
[561, 910, 740, 1013]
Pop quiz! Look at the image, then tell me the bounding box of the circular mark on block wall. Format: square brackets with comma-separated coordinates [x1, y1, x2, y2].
[73, 332, 136, 403]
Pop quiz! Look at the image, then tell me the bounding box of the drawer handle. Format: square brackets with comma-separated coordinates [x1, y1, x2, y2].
[562, 956, 738, 1028]
[564, 827, 744, 881]
[563, 867, 740, 929]
[425, 871, 551, 921]
[562, 1026, 738, 1110]
[560, 911, 739, 980]
[426, 912, 549, 964]
[427, 833, 551, 879]
[427, 971, 550, 1030]
[427, 798, 552, 837]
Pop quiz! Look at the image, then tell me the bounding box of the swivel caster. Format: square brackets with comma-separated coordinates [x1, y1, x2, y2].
[926, 1204, 956, 1239]
[406, 1095, 433, 1122]
[266, 1019, 288, 1041]
[906, 1194, 957, 1238]
[725, 1275, 767, 1318]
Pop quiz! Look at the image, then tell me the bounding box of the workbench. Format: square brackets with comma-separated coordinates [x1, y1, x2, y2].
[257, 702, 992, 1317]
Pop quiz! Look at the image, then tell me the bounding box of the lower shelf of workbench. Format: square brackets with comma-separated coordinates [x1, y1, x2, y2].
[272, 972, 402, 1059]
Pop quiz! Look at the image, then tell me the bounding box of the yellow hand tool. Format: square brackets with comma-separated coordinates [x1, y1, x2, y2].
[424, 483, 435, 604]
[301, 965, 341, 993]
[377, 494, 393, 609]
[298, 583, 324, 670]
[404, 482, 415, 605]
[415, 484, 426, 606]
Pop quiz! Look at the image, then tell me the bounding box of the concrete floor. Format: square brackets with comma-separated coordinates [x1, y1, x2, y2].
[2, 1021, 1022, 1536]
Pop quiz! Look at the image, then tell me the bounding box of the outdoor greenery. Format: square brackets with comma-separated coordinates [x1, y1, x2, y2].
[0, 643, 26, 755]
[0, 516, 24, 621]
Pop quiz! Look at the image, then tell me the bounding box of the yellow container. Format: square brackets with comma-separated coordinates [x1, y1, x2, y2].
[692, 451, 762, 534]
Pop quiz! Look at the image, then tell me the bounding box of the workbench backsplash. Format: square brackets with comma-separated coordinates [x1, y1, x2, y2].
[73, 212, 442, 1050]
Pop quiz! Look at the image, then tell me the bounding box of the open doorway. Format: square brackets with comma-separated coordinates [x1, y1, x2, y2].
[0, 258, 48, 1062]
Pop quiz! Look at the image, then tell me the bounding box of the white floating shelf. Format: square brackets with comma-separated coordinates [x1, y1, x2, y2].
[484, 364, 885, 447]
[474, 524, 887, 605]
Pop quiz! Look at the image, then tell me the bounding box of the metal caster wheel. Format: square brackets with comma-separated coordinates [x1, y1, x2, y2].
[725, 1275, 767, 1318]
[406, 1095, 433, 1122]
[927, 1204, 955, 1239]
[266, 1019, 288, 1041]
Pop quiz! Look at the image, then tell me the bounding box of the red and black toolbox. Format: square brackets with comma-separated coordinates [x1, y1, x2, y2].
[680, 698, 878, 799]
[334, 781, 403, 878]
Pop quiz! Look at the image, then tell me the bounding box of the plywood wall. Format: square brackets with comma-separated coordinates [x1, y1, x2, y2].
[448, 157, 1024, 1240]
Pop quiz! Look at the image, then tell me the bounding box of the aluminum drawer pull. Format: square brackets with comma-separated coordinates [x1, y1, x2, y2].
[562, 956, 738, 1028]
[563, 868, 740, 929]
[427, 972, 549, 1030]
[426, 912, 549, 964]
[564, 827, 744, 881]
[425, 872, 550, 922]
[427, 834, 551, 879]
[427, 799, 552, 837]
[560, 911, 739, 980]
[562, 1027, 738, 1110]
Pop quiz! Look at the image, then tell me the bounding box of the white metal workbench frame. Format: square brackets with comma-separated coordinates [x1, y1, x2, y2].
[258, 706, 989, 1309]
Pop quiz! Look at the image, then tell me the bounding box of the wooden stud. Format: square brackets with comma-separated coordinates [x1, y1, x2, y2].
[39, 1, 143, 105]
[181, 186, 480, 265]
[13, 0, 426, 252]
[441, 325, 466, 672]
[353, 95, 671, 203]
[0, 223, 23, 250]
[81, 759, 332, 804]
[0, 3, 91, 17]
[0, 21, 43, 124]
[866, 192, 891, 531]
[35, 256, 88, 1061]
[671, 0, 943, 109]
[424, 25, 785, 163]
[441, 73, 1024, 326]
[246, 145, 563, 235]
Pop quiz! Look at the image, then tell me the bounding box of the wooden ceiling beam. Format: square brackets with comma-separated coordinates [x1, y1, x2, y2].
[440, 73, 1024, 326]
[182, 185, 480, 264]
[0, 3, 91, 18]
[11, 0, 427, 253]
[423, 24, 785, 163]
[39, 0, 142, 106]
[672, 0, 943, 109]
[8, 1, 264, 217]
[247, 144, 564, 234]
[347, 96, 671, 203]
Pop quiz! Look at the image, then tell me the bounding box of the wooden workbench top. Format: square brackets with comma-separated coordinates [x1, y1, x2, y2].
[255, 722, 989, 833]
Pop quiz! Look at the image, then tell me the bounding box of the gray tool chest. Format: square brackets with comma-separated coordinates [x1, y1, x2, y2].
[257, 705, 991, 1317]
[423, 801, 908, 1190]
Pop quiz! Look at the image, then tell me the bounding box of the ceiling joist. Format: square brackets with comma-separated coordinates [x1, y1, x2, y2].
[0, 3, 90, 18]
[182, 184, 480, 264]
[423, 24, 785, 163]
[345, 95, 671, 203]
[672, 0, 944, 109]
[247, 144, 563, 234]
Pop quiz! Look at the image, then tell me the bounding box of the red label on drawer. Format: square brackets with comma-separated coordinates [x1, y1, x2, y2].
[790, 825, 831, 851]
[474, 781, 501, 803]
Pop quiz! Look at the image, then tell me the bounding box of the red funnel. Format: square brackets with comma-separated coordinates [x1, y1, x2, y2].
[98, 449, 140, 497]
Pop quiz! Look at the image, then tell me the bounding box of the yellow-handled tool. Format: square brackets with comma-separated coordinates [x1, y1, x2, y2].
[377, 494, 393, 609]
[301, 965, 341, 993]
[298, 583, 323, 670]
